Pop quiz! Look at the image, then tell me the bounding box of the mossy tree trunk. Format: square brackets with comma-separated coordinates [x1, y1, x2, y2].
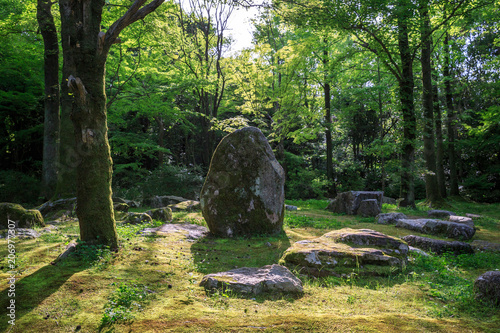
[397, 7, 416, 208]
[419, 1, 443, 206]
[58, 0, 165, 248]
[37, 0, 60, 200]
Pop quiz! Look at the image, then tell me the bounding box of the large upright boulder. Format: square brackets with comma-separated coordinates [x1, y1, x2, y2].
[328, 191, 383, 215]
[200, 127, 285, 237]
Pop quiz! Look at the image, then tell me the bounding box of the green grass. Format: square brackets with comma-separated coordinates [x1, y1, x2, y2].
[0, 198, 499, 332]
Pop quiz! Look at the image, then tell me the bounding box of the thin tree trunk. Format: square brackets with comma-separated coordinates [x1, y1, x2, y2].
[397, 11, 416, 208]
[323, 38, 335, 196]
[420, 2, 442, 206]
[432, 65, 446, 198]
[37, 0, 60, 200]
[444, 32, 460, 196]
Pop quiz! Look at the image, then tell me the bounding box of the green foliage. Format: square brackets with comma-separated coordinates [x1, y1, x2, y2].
[284, 152, 328, 199]
[101, 283, 152, 326]
[0, 170, 40, 204]
[70, 242, 113, 270]
[141, 164, 204, 200]
[285, 213, 349, 229]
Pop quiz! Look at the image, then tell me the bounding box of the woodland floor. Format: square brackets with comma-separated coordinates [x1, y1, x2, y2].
[0, 198, 499, 332]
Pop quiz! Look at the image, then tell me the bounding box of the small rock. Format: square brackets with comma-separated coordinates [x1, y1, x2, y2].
[466, 213, 481, 219]
[396, 219, 475, 240]
[124, 212, 152, 224]
[471, 240, 500, 253]
[145, 207, 173, 222]
[0, 203, 45, 229]
[285, 205, 298, 211]
[200, 264, 303, 295]
[376, 213, 407, 224]
[474, 271, 500, 305]
[408, 246, 430, 257]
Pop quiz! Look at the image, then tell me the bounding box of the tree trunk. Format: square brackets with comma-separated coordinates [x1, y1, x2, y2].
[397, 10, 416, 208]
[37, 0, 60, 200]
[444, 32, 460, 196]
[323, 38, 335, 196]
[432, 65, 446, 198]
[59, 0, 117, 248]
[420, 2, 442, 206]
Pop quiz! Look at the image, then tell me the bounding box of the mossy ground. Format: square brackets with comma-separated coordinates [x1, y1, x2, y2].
[0, 199, 499, 332]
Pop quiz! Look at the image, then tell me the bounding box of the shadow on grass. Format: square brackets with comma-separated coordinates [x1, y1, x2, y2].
[190, 232, 291, 275]
[0, 244, 110, 331]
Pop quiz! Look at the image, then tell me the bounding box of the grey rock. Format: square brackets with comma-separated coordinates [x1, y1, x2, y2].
[466, 213, 481, 219]
[168, 200, 200, 212]
[0, 228, 41, 239]
[474, 271, 500, 305]
[448, 215, 475, 228]
[285, 205, 298, 211]
[280, 228, 408, 277]
[200, 264, 303, 295]
[200, 127, 285, 237]
[427, 210, 456, 218]
[37, 198, 77, 218]
[382, 197, 397, 205]
[357, 199, 381, 217]
[124, 212, 152, 224]
[471, 240, 500, 253]
[396, 219, 475, 240]
[402, 235, 474, 255]
[140, 223, 208, 240]
[408, 246, 430, 257]
[327, 191, 383, 215]
[143, 195, 188, 209]
[113, 197, 140, 208]
[145, 207, 173, 222]
[376, 213, 407, 224]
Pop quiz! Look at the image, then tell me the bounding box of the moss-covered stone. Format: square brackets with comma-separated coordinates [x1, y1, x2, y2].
[168, 200, 200, 212]
[280, 228, 408, 277]
[200, 127, 285, 237]
[145, 207, 173, 222]
[0, 203, 45, 229]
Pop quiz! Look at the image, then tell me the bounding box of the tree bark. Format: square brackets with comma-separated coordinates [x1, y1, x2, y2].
[37, 0, 60, 200]
[444, 32, 460, 196]
[420, 2, 443, 206]
[432, 65, 446, 198]
[58, 0, 165, 248]
[323, 38, 335, 196]
[397, 9, 416, 208]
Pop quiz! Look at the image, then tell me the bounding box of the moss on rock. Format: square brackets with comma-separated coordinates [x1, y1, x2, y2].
[0, 203, 45, 229]
[200, 127, 285, 237]
[280, 228, 408, 277]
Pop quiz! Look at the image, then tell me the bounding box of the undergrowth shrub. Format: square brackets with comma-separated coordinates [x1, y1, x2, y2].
[101, 283, 153, 326]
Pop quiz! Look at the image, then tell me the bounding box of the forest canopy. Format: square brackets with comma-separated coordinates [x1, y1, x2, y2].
[1, 0, 499, 206]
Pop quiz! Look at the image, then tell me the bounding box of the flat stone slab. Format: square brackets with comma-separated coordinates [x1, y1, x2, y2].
[280, 228, 408, 277]
[200, 264, 303, 295]
[402, 235, 474, 255]
[471, 240, 500, 253]
[376, 213, 407, 224]
[474, 271, 500, 306]
[448, 215, 474, 228]
[140, 223, 208, 240]
[427, 210, 456, 218]
[396, 219, 475, 240]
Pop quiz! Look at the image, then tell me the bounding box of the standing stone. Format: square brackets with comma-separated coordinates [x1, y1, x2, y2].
[328, 191, 383, 215]
[200, 127, 285, 237]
